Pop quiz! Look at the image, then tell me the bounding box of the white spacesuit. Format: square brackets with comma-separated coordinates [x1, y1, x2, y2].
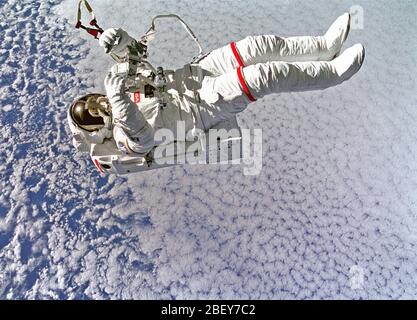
[69, 12, 365, 158]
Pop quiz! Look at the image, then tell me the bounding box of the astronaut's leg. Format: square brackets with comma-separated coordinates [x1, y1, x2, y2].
[198, 13, 350, 76]
[202, 44, 365, 106]
[243, 44, 365, 100]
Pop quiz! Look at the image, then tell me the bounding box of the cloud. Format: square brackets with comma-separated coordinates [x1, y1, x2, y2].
[0, 0, 416, 299]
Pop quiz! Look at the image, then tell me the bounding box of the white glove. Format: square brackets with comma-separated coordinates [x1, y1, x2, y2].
[99, 28, 136, 55]
[104, 72, 126, 99]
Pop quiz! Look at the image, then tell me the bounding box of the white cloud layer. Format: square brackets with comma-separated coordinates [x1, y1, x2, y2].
[0, 0, 416, 299]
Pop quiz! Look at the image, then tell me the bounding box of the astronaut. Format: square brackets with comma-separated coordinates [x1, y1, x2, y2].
[68, 13, 365, 157]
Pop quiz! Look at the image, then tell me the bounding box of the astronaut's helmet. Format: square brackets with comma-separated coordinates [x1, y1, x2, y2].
[69, 94, 111, 132]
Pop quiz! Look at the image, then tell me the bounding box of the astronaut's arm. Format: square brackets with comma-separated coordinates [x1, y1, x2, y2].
[105, 73, 155, 156]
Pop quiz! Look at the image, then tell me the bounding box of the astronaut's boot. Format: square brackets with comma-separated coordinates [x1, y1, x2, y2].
[332, 43, 365, 82]
[324, 12, 351, 58]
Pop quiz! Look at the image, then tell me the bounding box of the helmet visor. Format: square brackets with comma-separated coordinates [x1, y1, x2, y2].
[70, 94, 109, 132]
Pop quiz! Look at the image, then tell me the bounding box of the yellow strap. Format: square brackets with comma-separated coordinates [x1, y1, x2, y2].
[76, 0, 95, 23]
[76, 0, 82, 22]
[84, 0, 94, 13]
